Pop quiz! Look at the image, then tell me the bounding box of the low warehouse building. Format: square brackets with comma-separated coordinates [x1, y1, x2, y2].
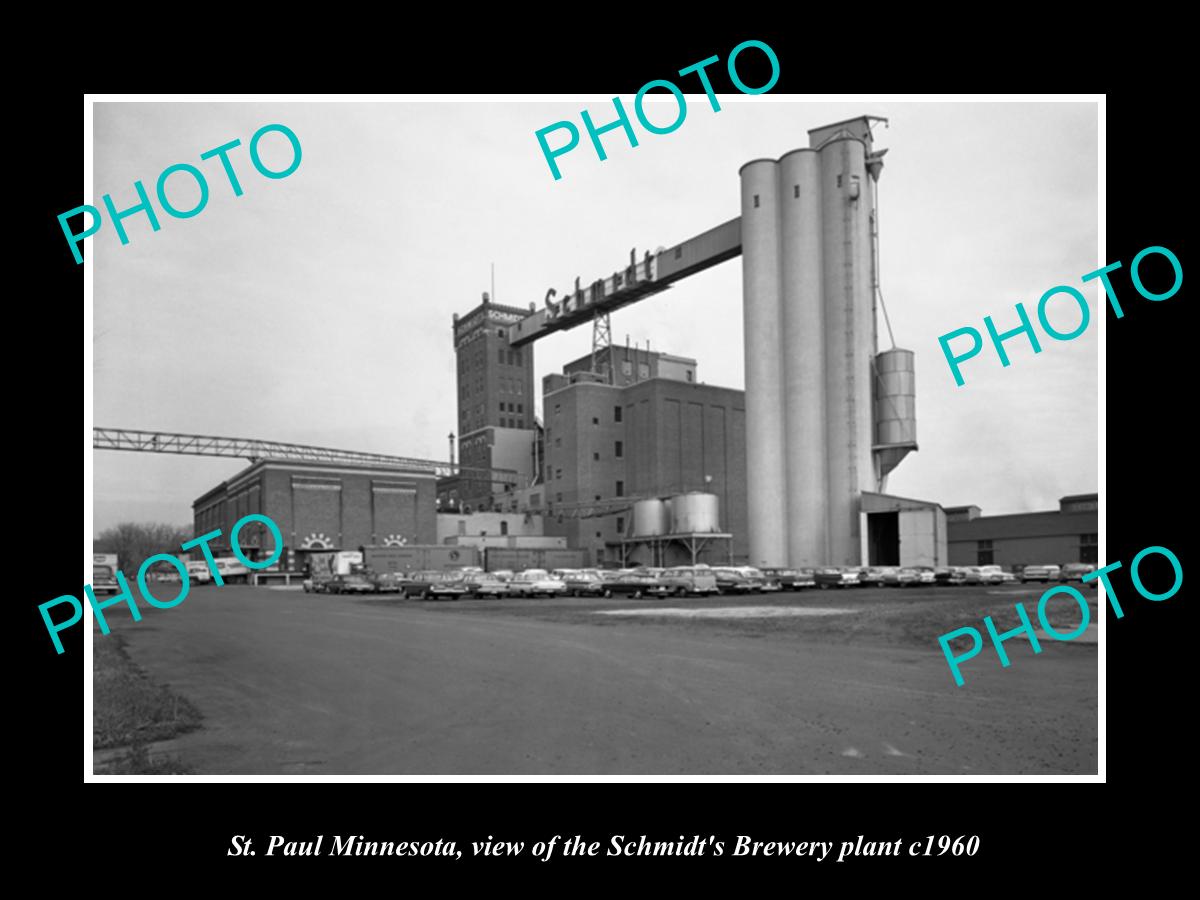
[946, 493, 1098, 569]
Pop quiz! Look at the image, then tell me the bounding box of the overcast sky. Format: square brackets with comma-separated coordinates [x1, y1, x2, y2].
[91, 99, 1098, 532]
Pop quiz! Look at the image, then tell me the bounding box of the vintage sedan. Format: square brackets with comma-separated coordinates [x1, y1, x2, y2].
[1059, 563, 1097, 583]
[814, 567, 860, 589]
[371, 571, 408, 593]
[1021, 564, 1062, 583]
[470, 573, 512, 598]
[858, 566, 894, 587]
[659, 566, 721, 597]
[401, 570, 469, 600]
[561, 570, 607, 597]
[327, 572, 377, 595]
[711, 567, 759, 594]
[508, 569, 568, 597]
[603, 572, 664, 599]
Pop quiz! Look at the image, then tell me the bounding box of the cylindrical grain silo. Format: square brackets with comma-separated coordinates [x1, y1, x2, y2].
[818, 136, 875, 566]
[739, 159, 789, 567]
[873, 348, 917, 486]
[778, 149, 828, 567]
[631, 498, 667, 537]
[670, 492, 720, 534]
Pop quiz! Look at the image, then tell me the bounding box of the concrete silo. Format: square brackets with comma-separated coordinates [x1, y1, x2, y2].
[738, 159, 789, 567]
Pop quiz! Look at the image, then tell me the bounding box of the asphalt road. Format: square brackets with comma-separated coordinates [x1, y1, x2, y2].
[101, 584, 1098, 775]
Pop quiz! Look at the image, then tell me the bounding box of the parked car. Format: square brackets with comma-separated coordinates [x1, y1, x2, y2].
[937, 567, 967, 586]
[603, 572, 663, 599]
[760, 568, 808, 590]
[1021, 564, 1062, 583]
[561, 570, 606, 597]
[1059, 563, 1097, 583]
[509, 569, 568, 597]
[711, 567, 758, 594]
[815, 567, 860, 588]
[910, 566, 937, 585]
[328, 572, 376, 595]
[371, 571, 408, 593]
[858, 566, 893, 586]
[883, 568, 920, 587]
[793, 567, 818, 589]
[660, 566, 721, 596]
[471, 573, 512, 598]
[975, 565, 1011, 585]
[401, 570, 469, 600]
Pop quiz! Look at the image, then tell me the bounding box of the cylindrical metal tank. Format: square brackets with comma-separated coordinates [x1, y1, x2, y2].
[631, 498, 667, 537]
[874, 348, 917, 446]
[873, 348, 917, 483]
[819, 136, 875, 565]
[778, 148, 828, 567]
[739, 158, 789, 567]
[670, 492, 720, 534]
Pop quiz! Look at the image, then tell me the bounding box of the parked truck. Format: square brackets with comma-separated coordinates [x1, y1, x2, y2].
[92, 553, 119, 595]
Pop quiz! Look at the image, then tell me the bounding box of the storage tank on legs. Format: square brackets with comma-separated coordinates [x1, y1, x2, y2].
[670, 492, 720, 534]
[632, 498, 668, 537]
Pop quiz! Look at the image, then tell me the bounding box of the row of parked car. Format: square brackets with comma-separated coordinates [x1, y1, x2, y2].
[307, 565, 785, 600]
[304, 561, 1100, 600]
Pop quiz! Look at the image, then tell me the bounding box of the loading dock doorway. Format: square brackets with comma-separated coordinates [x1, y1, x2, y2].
[868, 511, 899, 565]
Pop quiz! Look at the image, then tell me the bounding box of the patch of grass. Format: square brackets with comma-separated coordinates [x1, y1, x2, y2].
[98, 742, 193, 775]
[93, 632, 202, 751]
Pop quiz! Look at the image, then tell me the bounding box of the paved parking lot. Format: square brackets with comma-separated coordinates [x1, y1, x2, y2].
[99, 583, 1099, 775]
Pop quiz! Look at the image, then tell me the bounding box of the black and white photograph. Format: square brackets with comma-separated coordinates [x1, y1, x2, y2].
[81, 95, 1102, 778]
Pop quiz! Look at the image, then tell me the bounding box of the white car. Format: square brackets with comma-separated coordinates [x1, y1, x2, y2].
[1021, 564, 1062, 583]
[508, 569, 567, 597]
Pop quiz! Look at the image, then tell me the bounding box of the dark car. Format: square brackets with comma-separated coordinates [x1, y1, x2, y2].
[814, 567, 860, 588]
[328, 572, 376, 595]
[762, 568, 813, 591]
[401, 570, 469, 600]
[603, 573, 663, 599]
[561, 571, 606, 597]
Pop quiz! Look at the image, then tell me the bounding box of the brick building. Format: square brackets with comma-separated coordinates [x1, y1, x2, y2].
[439, 294, 538, 511]
[541, 346, 748, 565]
[945, 493, 1098, 570]
[193, 459, 438, 571]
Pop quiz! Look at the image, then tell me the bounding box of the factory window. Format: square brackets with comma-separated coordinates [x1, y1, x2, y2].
[616, 517, 624, 533]
[595, 495, 601, 502]
[556, 495, 562, 504]
[1080, 533, 1098, 565]
[638, 363, 649, 379]
[614, 440, 623, 458]
[614, 406, 623, 423]
[686, 370, 693, 382]
[500, 521, 508, 536]
[794, 185, 799, 198]
[555, 437, 562, 448]
[615, 480, 624, 497]
[596, 532, 602, 539]
[593, 451, 600, 461]
[753, 194, 760, 208]
[555, 404, 561, 416]
[556, 468, 562, 480]
[674, 247, 682, 260]
[517, 403, 523, 413]
[977, 540, 994, 566]
[592, 417, 599, 425]
[621, 360, 632, 377]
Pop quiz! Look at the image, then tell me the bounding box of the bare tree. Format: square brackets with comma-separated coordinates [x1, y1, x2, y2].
[94, 523, 194, 570]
